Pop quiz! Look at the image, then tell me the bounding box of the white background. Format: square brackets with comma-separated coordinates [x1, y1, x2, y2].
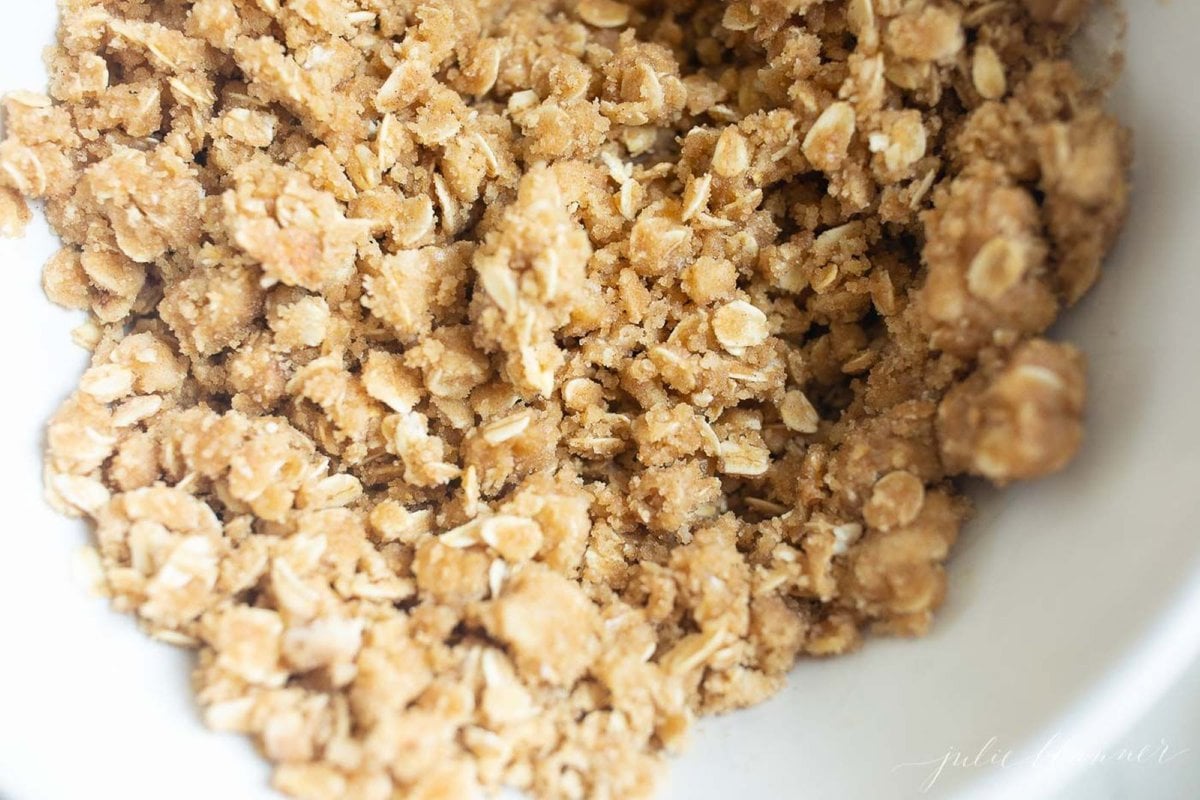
[1058, 660, 1199, 800]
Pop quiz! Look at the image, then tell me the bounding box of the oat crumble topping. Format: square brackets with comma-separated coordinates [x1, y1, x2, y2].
[2, 0, 1129, 797]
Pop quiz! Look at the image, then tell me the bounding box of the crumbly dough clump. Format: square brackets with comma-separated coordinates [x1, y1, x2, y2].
[2, 0, 1129, 798]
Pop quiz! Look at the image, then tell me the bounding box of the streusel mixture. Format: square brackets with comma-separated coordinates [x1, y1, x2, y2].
[1, 0, 1129, 797]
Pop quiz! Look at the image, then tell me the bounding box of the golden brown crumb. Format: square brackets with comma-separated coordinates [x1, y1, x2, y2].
[4, 0, 1129, 798]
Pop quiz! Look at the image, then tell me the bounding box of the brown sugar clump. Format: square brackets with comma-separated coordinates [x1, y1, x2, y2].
[4, 0, 1129, 797]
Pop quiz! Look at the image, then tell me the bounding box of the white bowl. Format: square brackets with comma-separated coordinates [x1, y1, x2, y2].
[2, 5, 1198, 800]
